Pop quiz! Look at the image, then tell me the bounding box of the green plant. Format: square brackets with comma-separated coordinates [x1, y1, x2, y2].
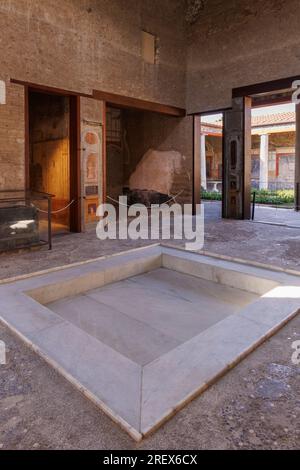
[201, 188, 295, 205]
[201, 190, 222, 201]
[251, 188, 294, 205]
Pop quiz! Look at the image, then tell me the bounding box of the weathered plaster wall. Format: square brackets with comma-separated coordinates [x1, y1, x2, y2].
[186, 0, 300, 113]
[124, 111, 193, 204]
[105, 108, 193, 205]
[0, 0, 186, 190]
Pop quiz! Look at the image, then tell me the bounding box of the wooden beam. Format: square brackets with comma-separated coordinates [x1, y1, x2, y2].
[232, 75, 300, 98]
[252, 94, 292, 108]
[11, 79, 92, 98]
[93, 89, 186, 117]
[188, 107, 231, 117]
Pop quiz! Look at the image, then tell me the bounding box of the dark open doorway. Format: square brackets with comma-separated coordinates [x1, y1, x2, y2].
[101, 94, 188, 210]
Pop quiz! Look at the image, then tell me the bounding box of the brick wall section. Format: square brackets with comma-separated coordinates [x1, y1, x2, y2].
[0, 82, 25, 190]
[0, 0, 186, 104]
[0, 0, 186, 192]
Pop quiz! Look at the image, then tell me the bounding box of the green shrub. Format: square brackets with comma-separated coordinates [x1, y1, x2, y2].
[201, 190, 222, 201]
[201, 188, 295, 205]
[251, 189, 294, 205]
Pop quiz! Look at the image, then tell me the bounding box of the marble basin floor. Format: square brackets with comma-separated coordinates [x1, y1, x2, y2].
[0, 244, 299, 441]
[47, 269, 258, 366]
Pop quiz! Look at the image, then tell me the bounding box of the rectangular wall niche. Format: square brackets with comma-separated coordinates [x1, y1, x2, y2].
[0, 80, 6, 104]
[142, 31, 157, 64]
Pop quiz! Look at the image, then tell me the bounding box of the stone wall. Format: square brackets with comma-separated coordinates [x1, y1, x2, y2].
[0, 0, 186, 105]
[0, 0, 187, 192]
[0, 82, 25, 190]
[186, 0, 300, 113]
[2, 0, 300, 211]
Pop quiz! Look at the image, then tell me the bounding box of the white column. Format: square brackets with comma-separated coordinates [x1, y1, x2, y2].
[200, 133, 207, 190]
[259, 134, 269, 190]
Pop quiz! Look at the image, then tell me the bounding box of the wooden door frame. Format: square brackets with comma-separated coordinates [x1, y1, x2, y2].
[102, 101, 107, 204]
[22, 83, 82, 232]
[193, 115, 201, 214]
[69, 94, 81, 232]
[95, 93, 186, 208]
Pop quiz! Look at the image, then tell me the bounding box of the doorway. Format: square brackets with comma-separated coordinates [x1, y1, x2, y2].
[250, 101, 300, 227]
[27, 89, 81, 234]
[194, 112, 224, 221]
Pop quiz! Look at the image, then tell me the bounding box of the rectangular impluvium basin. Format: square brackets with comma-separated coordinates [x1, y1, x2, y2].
[0, 245, 299, 441]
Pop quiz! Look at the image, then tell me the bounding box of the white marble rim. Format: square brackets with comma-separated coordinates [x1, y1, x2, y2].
[0, 245, 299, 440]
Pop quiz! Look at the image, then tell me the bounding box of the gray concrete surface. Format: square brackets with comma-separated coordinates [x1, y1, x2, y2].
[0, 206, 300, 449]
[254, 205, 300, 228]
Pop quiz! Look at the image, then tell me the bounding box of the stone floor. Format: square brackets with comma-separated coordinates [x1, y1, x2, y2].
[254, 205, 300, 228]
[205, 198, 300, 228]
[0, 203, 299, 449]
[1, 202, 300, 281]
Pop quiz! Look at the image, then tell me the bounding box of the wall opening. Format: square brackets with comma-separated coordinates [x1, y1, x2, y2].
[194, 112, 224, 220]
[105, 106, 191, 209]
[250, 100, 299, 226]
[28, 90, 79, 234]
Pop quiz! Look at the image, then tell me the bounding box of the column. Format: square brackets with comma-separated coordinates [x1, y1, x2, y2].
[223, 96, 252, 219]
[259, 134, 269, 190]
[200, 133, 207, 190]
[295, 104, 300, 211]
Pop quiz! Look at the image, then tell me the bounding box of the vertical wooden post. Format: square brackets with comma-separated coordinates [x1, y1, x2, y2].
[48, 195, 52, 250]
[102, 101, 107, 205]
[243, 96, 252, 219]
[193, 115, 201, 215]
[69, 95, 81, 232]
[223, 96, 252, 219]
[24, 85, 30, 190]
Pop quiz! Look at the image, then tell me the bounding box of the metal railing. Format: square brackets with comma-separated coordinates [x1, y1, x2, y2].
[0, 189, 54, 251]
[251, 180, 300, 227]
